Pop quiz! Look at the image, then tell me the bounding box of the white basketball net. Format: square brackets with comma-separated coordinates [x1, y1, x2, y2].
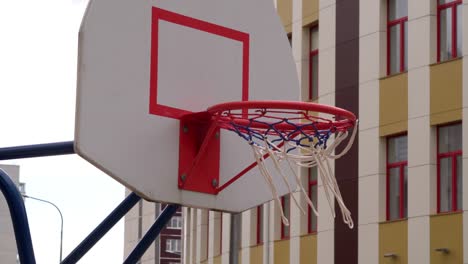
[249, 121, 358, 229]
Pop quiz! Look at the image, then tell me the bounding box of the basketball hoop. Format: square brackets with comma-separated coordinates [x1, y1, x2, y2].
[208, 101, 358, 228]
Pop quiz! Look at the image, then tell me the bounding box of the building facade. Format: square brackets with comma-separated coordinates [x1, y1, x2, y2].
[124, 194, 183, 264]
[0, 165, 20, 263]
[182, 0, 468, 263]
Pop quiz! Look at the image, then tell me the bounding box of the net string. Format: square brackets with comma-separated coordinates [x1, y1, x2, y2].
[229, 115, 358, 229]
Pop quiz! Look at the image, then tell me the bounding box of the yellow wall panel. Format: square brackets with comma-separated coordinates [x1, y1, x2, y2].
[379, 220, 408, 264]
[430, 59, 462, 125]
[300, 234, 317, 264]
[302, 0, 318, 26]
[380, 73, 408, 136]
[274, 239, 290, 264]
[250, 245, 264, 264]
[213, 255, 221, 264]
[277, 0, 293, 33]
[430, 213, 463, 264]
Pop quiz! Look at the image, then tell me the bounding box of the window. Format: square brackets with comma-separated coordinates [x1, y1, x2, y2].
[386, 134, 408, 220]
[280, 195, 290, 239]
[166, 238, 181, 253]
[308, 168, 318, 233]
[167, 216, 182, 229]
[438, 123, 462, 213]
[438, 0, 462, 61]
[256, 205, 264, 244]
[309, 26, 319, 101]
[387, 0, 408, 75]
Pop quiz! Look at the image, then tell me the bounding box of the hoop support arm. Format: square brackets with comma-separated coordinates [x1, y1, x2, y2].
[178, 112, 220, 194]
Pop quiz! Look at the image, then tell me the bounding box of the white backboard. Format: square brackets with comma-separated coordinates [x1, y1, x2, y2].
[75, 0, 300, 212]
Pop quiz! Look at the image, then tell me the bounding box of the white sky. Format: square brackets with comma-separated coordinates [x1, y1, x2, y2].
[0, 1, 125, 263]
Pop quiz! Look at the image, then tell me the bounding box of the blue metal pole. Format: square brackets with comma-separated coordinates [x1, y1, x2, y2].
[123, 204, 180, 264]
[0, 169, 36, 264]
[0, 141, 74, 160]
[61, 192, 141, 264]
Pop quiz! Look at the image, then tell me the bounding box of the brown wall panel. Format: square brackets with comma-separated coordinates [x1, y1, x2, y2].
[334, 0, 359, 263]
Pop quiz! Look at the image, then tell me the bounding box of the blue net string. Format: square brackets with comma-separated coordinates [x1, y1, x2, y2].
[227, 118, 336, 153]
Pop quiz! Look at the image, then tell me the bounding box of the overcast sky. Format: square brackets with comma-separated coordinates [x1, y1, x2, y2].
[0, 1, 125, 263]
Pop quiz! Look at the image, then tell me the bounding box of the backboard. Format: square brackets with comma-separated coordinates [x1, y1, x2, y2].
[75, 0, 300, 212]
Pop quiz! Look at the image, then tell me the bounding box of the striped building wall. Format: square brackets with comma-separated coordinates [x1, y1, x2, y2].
[166, 0, 468, 264]
[124, 192, 183, 264]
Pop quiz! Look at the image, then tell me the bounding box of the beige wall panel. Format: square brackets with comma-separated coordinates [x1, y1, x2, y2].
[290, 236, 300, 264]
[408, 165, 437, 217]
[408, 16, 433, 70]
[464, 3, 468, 56]
[289, 192, 302, 238]
[359, 0, 385, 36]
[408, 67, 431, 118]
[319, 0, 335, 10]
[408, 217, 430, 264]
[302, 0, 318, 26]
[430, 59, 463, 125]
[359, 128, 383, 177]
[318, 5, 335, 51]
[250, 245, 264, 264]
[274, 239, 290, 264]
[359, 224, 379, 264]
[409, 0, 435, 20]
[300, 234, 317, 264]
[360, 32, 383, 84]
[379, 73, 408, 136]
[464, 58, 468, 108]
[277, 0, 293, 33]
[359, 81, 380, 130]
[359, 175, 381, 225]
[124, 218, 139, 243]
[408, 116, 437, 167]
[430, 213, 463, 264]
[317, 230, 334, 264]
[317, 186, 335, 231]
[465, 146, 468, 209]
[318, 48, 335, 97]
[379, 220, 408, 264]
[221, 213, 230, 255]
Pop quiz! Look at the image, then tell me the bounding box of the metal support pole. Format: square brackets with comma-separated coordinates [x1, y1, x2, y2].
[62, 192, 141, 264]
[0, 141, 75, 160]
[0, 169, 36, 264]
[229, 213, 241, 264]
[124, 204, 180, 264]
[23, 195, 64, 263]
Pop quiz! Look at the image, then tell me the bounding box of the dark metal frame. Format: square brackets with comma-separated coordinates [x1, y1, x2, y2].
[0, 141, 179, 264]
